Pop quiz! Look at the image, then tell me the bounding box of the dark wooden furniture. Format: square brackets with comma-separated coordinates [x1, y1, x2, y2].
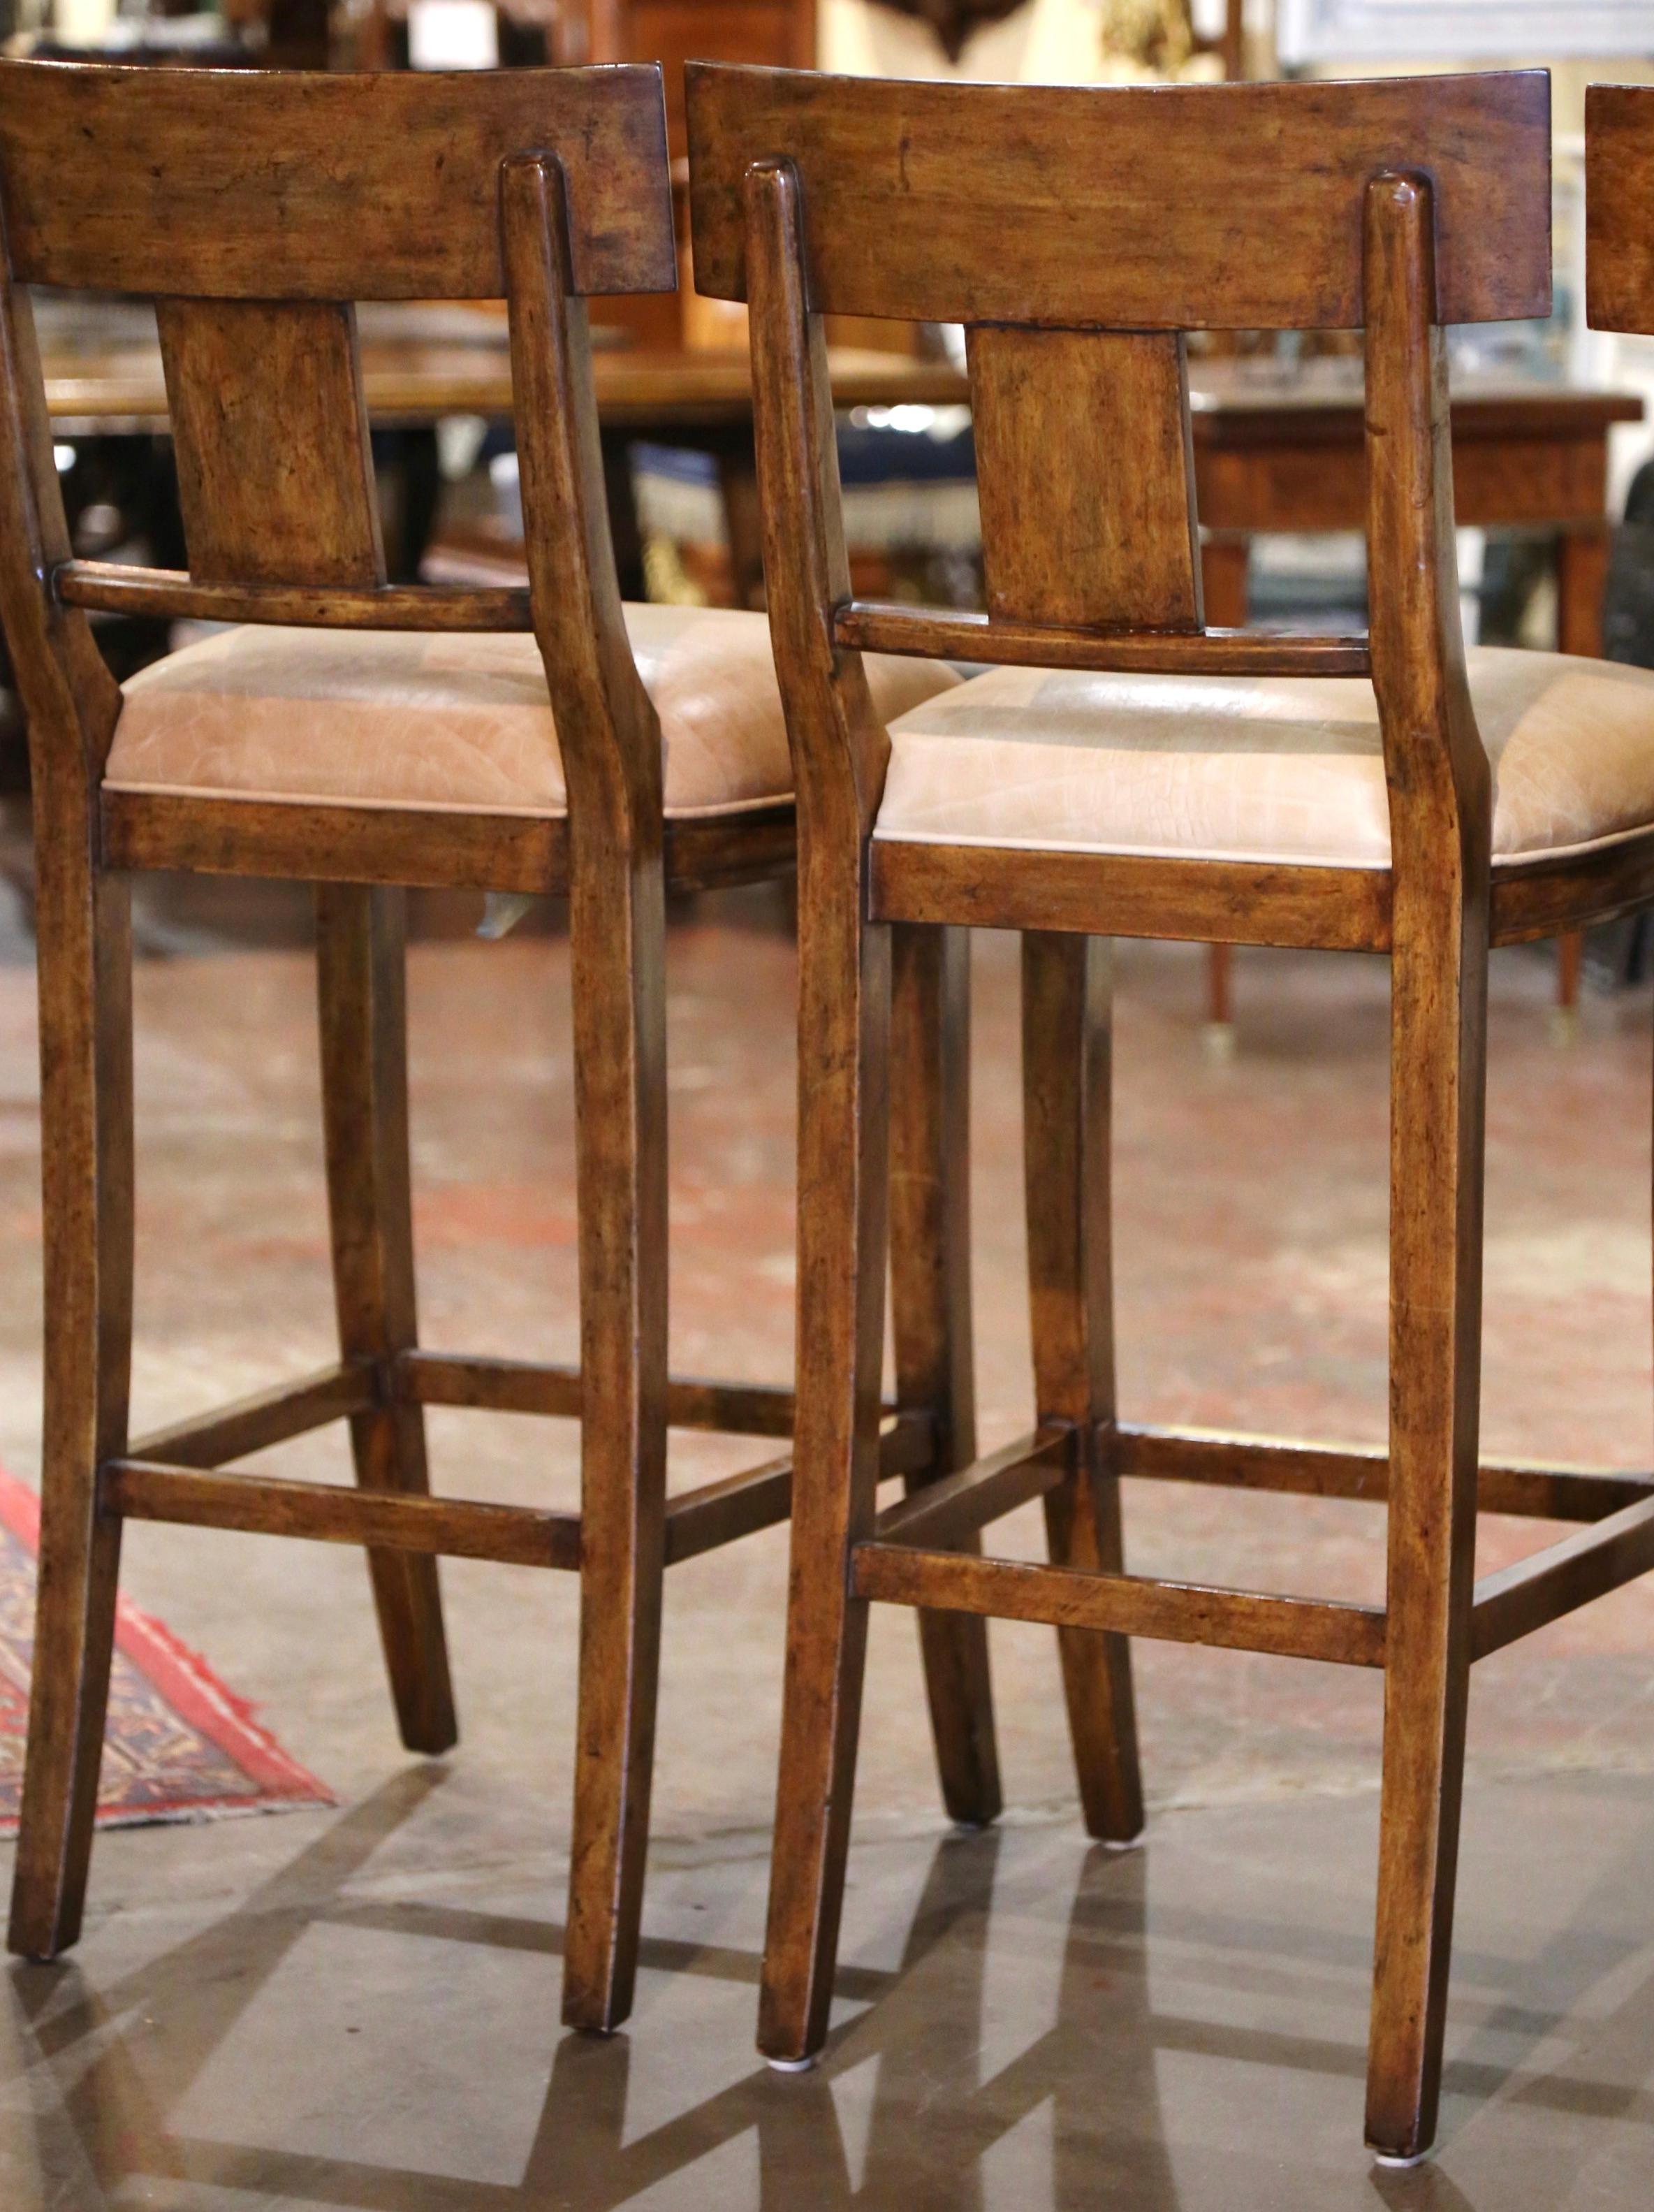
[0, 59, 981, 2039]
[691, 60, 1654, 2163]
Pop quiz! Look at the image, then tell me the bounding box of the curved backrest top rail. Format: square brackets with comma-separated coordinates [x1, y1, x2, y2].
[0, 60, 676, 300]
[686, 63, 1551, 331]
[1586, 85, 1654, 335]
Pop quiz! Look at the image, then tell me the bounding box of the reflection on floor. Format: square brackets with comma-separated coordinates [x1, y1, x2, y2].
[1, 891, 1653, 2206]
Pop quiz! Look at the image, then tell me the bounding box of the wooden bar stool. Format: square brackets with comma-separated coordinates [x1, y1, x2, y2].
[0, 59, 981, 2034]
[689, 61, 1654, 2160]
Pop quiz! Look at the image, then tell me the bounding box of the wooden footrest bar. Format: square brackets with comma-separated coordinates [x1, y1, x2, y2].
[397, 1351, 798, 1439]
[1472, 1493, 1654, 1658]
[128, 1361, 377, 1471]
[852, 1540, 1386, 1666]
[667, 1452, 792, 1564]
[127, 1353, 829, 1476]
[103, 1460, 583, 1569]
[667, 1412, 936, 1565]
[105, 1408, 937, 1578]
[1115, 1424, 1654, 1525]
[874, 1429, 1072, 1548]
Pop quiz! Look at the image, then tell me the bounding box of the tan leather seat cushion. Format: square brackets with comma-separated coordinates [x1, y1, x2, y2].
[876, 647, 1654, 868]
[108, 602, 960, 820]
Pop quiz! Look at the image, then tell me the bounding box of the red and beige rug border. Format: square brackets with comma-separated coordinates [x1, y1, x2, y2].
[0, 1464, 332, 1831]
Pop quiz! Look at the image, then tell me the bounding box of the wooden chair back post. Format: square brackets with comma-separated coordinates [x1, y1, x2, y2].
[0, 60, 675, 806]
[686, 64, 1550, 874]
[1363, 173, 1491, 910]
[0, 250, 119, 786]
[742, 159, 886, 850]
[502, 151, 662, 836]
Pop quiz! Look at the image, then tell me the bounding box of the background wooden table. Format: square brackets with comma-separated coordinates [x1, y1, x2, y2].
[1190, 361, 1641, 657]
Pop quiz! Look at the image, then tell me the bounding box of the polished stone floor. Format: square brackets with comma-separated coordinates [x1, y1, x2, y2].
[1, 883, 1653, 2208]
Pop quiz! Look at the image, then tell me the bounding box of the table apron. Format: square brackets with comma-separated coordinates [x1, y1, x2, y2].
[1197, 434, 1611, 534]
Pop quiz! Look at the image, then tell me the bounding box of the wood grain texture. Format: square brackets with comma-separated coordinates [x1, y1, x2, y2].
[744, 157, 893, 2066]
[0, 59, 805, 2028]
[0, 213, 128, 1958]
[851, 1543, 1388, 1668]
[870, 840, 1393, 953]
[663, 1412, 937, 1566]
[129, 1362, 376, 1472]
[1491, 828, 1654, 945]
[6, 872, 132, 1960]
[1361, 175, 1490, 2166]
[504, 153, 672, 2037]
[105, 1462, 583, 1572]
[664, 1455, 795, 1566]
[1115, 1425, 1654, 1525]
[1471, 1496, 1654, 1659]
[100, 790, 571, 897]
[317, 884, 457, 1758]
[397, 1350, 798, 1435]
[99, 787, 796, 903]
[57, 565, 532, 631]
[888, 922, 1000, 1827]
[873, 1429, 1071, 1550]
[687, 64, 1550, 328]
[728, 61, 1610, 2167]
[969, 327, 1201, 632]
[0, 60, 675, 299]
[156, 300, 384, 589]
[1023, 933, 1143, 1844]
[1586, 84, 1654, 335]
[834, 602, 1370, 675]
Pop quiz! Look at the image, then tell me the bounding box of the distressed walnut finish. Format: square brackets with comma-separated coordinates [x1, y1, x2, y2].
[688, 66, 1551, 329]
[968, 328, 1202, 634]
[0, 59, 987, 2040]
[0, 62, 678, 300]
[694, 61, 1654, 2162]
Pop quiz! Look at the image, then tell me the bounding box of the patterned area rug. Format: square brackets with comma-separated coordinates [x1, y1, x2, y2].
[0, 1468, 332, 1833]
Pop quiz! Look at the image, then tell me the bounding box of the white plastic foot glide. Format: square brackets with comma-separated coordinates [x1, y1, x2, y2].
[1099, 1832, 1145, 1854]
[765, 2053, 819, 2074]
[1201, 1020, 1237, 1065]
[1549, 1005, 1580, 1049]
[1372, 2148, 1432, 2169]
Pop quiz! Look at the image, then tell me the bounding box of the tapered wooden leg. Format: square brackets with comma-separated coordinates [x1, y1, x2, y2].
[759, 866, 891, 2065]
[316, 883, 456, 1758]
[560, 846, 668, 2034]
[9, 866, 133, 1959]
[1021, 932, 1143, 1844]
[1365, 905, 1487, 2162]
[889, 923, 1000, 1828]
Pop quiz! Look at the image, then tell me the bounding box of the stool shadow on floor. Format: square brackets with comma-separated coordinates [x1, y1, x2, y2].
[6, 1778, 1654, 2209]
